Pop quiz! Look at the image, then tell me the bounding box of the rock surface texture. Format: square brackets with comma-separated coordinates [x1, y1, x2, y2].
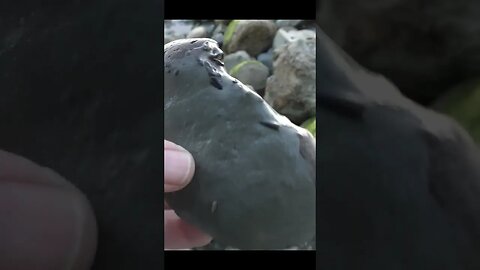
[265, 37, 316, 125]
[164, 38, 316, 250]
[223, 20, 277, 57]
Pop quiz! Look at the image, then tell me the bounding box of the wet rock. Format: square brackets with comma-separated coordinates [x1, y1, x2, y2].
[317, 0, 480, 104]
[164, 38, 316, 250]
[223, 20, 277, 57]
[265, 38, 316, 125]
[229, 60, 270, 93]
[224, 50, 251, 72]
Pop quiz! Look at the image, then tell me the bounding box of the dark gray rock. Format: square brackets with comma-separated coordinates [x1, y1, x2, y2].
[164, 38, 315, 250]
[316, 26, 480, 270]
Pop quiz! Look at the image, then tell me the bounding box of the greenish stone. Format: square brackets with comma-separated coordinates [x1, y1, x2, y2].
[301, 117, 316, 137]
[223, 20, 239, 47]
[229, 60, 263, 75]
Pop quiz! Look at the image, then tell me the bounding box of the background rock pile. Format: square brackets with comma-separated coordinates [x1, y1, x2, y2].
[165, 20, 317, 135]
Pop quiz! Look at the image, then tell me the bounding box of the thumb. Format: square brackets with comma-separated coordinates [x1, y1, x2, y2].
[0, 149, 97, 270]
[164, 140, 195, 192]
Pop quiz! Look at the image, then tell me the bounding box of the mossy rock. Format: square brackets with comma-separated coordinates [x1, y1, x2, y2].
[164, 38, 316, 249]
[433, 79, 480, 143]
[222, 20, 277, 56]
[228, 60, 269, 92]
[223, 20, 239, 48]
[301, 117, 316, 137]
[229, 60, 261, 76]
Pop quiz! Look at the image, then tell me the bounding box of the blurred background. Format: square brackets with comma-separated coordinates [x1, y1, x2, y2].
[0, 1, 162, 268]
[165, 20, 317, 136]
[316, 0, 480, 143]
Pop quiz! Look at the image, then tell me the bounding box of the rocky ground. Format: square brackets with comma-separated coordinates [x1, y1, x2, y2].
[165, 20, 317, 128]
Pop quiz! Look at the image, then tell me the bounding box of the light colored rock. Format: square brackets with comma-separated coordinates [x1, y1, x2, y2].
[164, 20, 194, 44]
[223, 20, 277, 56]
[265, 38, 316, 124]
[276, 19, 303, 28]
[273, 28, 316, 50]
[224, 50, 252, 72]
[229, 60, 270, 92]
[187, 26, 208, 38]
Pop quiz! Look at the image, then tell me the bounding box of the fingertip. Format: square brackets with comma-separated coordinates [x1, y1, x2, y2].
[0, 149, 97, 270]
[164, 141, 195, 192]
[164, 210, 212, 249]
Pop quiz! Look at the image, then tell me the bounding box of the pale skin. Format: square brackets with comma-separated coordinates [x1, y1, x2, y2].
[0, 141, 210, 270]
[0, 149, 97, 270]
[164, 140, 212, 249]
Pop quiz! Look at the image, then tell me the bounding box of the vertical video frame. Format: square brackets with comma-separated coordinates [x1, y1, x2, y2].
[164, 20, 316, 250]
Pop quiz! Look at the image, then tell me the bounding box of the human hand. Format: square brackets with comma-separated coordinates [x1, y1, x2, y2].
[164, 140, 212, 249]
[0, 149, 97, 270]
